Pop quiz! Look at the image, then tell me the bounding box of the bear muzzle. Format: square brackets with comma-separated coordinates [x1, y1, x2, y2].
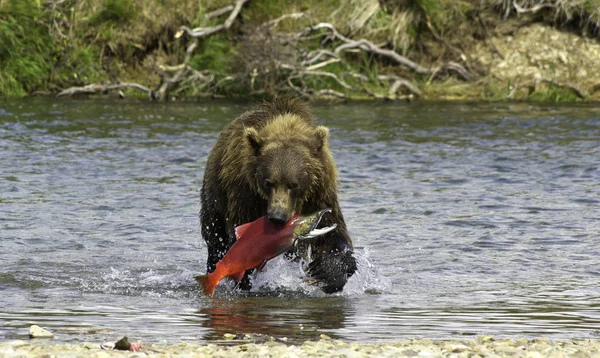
[267, 186, 296, 225]
[267, 209, 291, 226]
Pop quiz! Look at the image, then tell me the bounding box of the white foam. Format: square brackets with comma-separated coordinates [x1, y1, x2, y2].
[77, 248, 391, 298]
[248, 247, 393, 297]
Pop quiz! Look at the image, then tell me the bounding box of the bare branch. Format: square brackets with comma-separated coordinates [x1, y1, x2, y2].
[302, 21, 474, 81]
[302, 70, 354, 90]
[378, 75, 422, 97]
[302, 50, 338, 66]
[306, 58, 340, 71]
[307, 22, 353, 43]
[179, 24, 225, 39]
[442, 61, 474, 81]
[225, 0, 249, 28]
[261, 13, 308, 29]
[207, 5, 234, 19]
[314, 89, 346, 99]
[513, 1, 554, 14]
[57, 83, 150, 97]
[335, 39, 432, 75]
[153, 40, 198, 100]
[179, 0, 249, 38]
[343, 72, 369, 82]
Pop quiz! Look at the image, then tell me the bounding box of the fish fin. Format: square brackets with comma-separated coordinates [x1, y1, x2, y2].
[234, 222, 253, 240]
[231, 270, 246, 283]
[256, 260, 267, 272]
[195, 274, 216, 298]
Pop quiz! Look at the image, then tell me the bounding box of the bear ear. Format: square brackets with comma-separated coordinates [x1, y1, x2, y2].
[245, 127, 262, 155]
[313, 126, 329, 152]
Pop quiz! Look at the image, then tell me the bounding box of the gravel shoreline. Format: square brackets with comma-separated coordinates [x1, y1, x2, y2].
[2, 336, 600, 357]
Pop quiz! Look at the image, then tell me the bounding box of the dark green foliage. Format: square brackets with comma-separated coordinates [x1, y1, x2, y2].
[91, 0, 136, 25]
[190, 35, 235, 74]
[0, 0, 54, 96]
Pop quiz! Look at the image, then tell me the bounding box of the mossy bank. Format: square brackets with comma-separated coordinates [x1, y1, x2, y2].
[2, 0, 600, 102]
[2, 336, 600, 357]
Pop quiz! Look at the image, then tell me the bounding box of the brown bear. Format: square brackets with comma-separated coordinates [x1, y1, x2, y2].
[200, 97, 356, 293]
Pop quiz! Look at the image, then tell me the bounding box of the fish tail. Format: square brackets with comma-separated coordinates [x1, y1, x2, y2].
[195, 273, 217, 297]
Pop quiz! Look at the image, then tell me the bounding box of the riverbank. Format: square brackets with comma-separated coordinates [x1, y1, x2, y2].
[2, 336, 600, 357]
[2, 0, 600, 102]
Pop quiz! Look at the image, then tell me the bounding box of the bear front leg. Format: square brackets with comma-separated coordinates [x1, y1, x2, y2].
[305, 230, 357, 293]
[201, 209, 230, 274]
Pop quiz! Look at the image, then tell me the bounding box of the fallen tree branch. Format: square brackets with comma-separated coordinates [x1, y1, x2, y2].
[513, 1, 554, 14]
[302, 70, 354, 90]
[57, 83, 150, 97]
[179, 0, 249, 38]
[378, 75, 422, 98]
[343, 72, 369, 82]
[207, 5, 234, 19]
[314, 89, 346, 99]
[305, 58, 340, 71]
[306, 22, 353, 43]
[261, 12, 307, 29]
[304, 22, 473, 81]
[302, 50, 338, 66]
[334, 38, 432, 75]
[153, 40, 198, 101]
[443, 61, 474, 81]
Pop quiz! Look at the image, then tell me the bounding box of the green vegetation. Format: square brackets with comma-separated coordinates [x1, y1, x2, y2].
[90, 0, 136, 25]
[0, 0, 54, 96]
[1, 0, 599, 101]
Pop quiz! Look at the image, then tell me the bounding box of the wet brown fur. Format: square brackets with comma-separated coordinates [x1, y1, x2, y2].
[200, 97, 354, 292]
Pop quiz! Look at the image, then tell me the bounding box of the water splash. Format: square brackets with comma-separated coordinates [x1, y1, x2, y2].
[76, 267, 198, 299]
[246, 247, 392, 297]
[74, 248, 391, 299]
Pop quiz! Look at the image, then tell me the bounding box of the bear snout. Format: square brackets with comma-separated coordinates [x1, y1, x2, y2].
[267, 209, 290, 225]
[267, 185, 296, 225]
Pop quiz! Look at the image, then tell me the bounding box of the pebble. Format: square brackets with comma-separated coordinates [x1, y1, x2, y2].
[1, 337, 600, 357]
[29, 325, 54, 339]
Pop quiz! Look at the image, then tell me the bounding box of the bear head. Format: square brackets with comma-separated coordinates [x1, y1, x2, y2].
[244, 115, 331, 225]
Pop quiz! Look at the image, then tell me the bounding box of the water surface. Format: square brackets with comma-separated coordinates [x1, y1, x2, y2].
[1, 99, 599, 343]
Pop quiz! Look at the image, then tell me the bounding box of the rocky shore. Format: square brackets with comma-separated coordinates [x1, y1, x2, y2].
[2, 336, 599, 358]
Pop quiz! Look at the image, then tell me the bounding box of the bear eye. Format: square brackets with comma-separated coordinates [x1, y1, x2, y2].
[289, 182, 299, 190]
[264, 180, 273, 189]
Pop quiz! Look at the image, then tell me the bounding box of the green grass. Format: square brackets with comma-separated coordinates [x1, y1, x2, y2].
[0, 0, 54, 96]
[527, 85, 581, 103]
[90, 0, 136, 25]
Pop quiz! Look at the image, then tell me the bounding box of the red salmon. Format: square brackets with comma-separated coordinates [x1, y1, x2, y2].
[196, 209, 335, 297]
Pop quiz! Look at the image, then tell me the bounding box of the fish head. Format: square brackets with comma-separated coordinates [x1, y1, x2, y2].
[292, 208, 335, 238]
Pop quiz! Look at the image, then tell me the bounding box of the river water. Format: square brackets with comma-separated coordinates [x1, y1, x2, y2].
[1, 99, 599, 344]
